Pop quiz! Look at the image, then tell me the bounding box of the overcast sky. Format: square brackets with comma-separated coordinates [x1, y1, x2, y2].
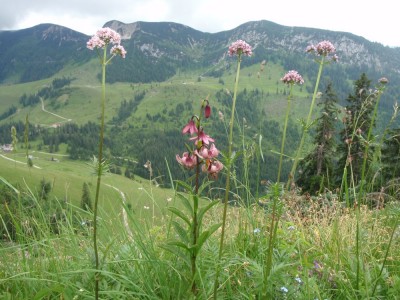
[0, 0, 398, 47]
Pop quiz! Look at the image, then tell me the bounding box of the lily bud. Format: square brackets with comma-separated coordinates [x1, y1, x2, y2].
[204, 104, 211, 118]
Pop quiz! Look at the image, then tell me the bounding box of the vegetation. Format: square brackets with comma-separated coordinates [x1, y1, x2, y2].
[0, 26, 400, 300]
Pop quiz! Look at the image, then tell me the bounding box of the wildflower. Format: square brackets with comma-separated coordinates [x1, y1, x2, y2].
[218, 111, 224, 121]
[295, 276, 302, 284]
[190, 129, 215, 145]
[182, 119, 198, 135]
[313, 260, 322, 270]
[379, 77, 389, 84]
[287, 225, 296, 231]
[253, 228, 261, 234]
[281, 70, 304, 85]
[196, 143, 220, 159]
[345, 138, 352, 145]
[87, 27, 126, 58]
[202, 159, 223, 177]
[110, 45, 127, 58]
[204, 104, 211, 118]
[176, 152, 198, 169]
[306, 40, 338, 61]
[228, 40, 252, 57]
[280, 286, 288, 293]
[144, 206, 150, 210]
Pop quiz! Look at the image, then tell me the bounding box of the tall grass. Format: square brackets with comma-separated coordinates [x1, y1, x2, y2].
[1, 177, 399, 299]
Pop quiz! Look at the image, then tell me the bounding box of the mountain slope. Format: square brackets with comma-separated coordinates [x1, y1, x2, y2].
[0, 20, 398, 80]
[0, 24, 90, 83]
[1, 19, 400, 117]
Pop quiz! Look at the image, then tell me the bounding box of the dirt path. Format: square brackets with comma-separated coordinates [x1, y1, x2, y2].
[40, 98, 72, 122]
[0, 154, 42, 169]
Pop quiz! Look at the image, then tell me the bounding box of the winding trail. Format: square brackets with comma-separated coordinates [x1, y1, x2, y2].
[105, 184, 133, 239]
[40, 97, 72, 123]
[0, 154, 42, 169]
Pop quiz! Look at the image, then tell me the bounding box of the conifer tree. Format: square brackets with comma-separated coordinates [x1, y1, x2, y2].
[381, 128, 400, 182]
[335, 73, 375, 186]
[297, 83, 339, 194]
[81, 182, 93, 211]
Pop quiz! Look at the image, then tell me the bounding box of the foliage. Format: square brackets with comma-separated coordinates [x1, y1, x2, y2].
[297, 83, 340, 194]
[335, 73, 375, 185]
[381, 128, 400, 184]
[1, 32, 400, 299]
[81, 182, 93, 211]
[0, 105, 17, 121]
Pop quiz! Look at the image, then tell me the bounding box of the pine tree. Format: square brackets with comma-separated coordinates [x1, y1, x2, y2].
[381, 128, 400, 181]
[297, 83, 339, 194]
[335, 73, 375, 186]
[81, 182, 93, 211]
[40, 178, 52, 200]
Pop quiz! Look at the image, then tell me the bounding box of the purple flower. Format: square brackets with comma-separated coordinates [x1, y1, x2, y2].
[228, 40, 252, 57]
[176, 152, 197, 169]
[306, 40, 338, 61]
[87, 27, 127, 59]
[182, 119, 198, 135]
[281, 70, 304, 85]
[111, 45, 127, 58]
[87, 36, 106, 50]
[190, 129, 215, 145]
[87, 27, 122, 50]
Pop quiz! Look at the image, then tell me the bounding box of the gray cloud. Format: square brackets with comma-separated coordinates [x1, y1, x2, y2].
[0, 0, 398, 47]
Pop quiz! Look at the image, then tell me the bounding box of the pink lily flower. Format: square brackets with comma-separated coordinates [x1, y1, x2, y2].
[190, 129, 215, 145]
[202, 160, 224, 178]
[182, 119, 198, 135]
[176, 152, 197, 169]
[196, 144, 220, 159]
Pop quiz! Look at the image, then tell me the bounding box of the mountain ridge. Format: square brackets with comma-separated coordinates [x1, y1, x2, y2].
[0, 19, 399, 107]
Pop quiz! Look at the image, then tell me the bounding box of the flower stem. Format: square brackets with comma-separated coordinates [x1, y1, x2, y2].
[359, 87, 384, 201]
[191, 126, 202, 295]
[93, 46, 107, 300]
[191, 191, 199, 295]
[213, 54, 242, 299]
[263, 183, 281, 297]
[287, 57, 325, 188]
[277, 84, 293, 183]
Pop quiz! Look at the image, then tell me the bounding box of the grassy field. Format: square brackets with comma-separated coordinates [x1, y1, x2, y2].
[0, 149, 175, 223]
[0, 59, 313, 128]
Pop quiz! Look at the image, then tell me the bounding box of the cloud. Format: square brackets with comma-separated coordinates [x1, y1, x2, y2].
[0, 0, 399, 47]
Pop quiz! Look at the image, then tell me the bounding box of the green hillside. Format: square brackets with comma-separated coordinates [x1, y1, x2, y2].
[0, 148, 174, 219]
[0, 58, 310, 126]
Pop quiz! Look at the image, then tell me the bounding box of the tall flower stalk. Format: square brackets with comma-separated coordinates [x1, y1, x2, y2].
[355, 78, 387, 290]
[214, 39, 252, 299]
[288, 41, 338, 188]
[277, 70, 304, 183]
[263, 70, 304, 296]
[86, 27, 126, 300]
[358, 78, 388, 200]
[172, 100, 223, 296]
